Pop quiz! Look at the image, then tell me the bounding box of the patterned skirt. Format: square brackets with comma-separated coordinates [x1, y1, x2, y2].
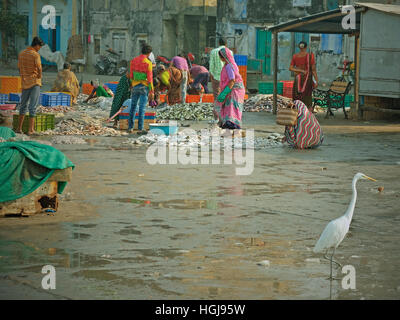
[215, 82, 245, 129]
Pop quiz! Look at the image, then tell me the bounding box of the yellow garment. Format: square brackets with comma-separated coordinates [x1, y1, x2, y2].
[51, 69, 80, 104]
[160, 70, 170, 87]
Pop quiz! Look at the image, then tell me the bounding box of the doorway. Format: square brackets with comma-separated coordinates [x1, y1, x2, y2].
[38, 15, 61, 65]
[256, 29, 271, 75]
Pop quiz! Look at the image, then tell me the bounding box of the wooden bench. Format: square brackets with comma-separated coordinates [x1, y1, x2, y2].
[313, 80, 352, 119]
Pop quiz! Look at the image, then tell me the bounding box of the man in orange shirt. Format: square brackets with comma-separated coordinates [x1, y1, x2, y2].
[16, 36, 44, 135]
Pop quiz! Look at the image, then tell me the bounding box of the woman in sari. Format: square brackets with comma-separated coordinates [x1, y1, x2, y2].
[155, 65, 183, 105]
[109, 72, 131, 126]
[51, 63, 80, 104]
[289, 41, 318, 112]
[283, 100, 324, 149]
[215, 47, 245, 130]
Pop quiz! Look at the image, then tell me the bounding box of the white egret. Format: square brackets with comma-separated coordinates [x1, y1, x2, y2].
[313, 172, 376, 280]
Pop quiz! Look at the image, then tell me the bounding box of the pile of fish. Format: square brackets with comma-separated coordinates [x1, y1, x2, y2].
[123, 130, 284, 150]
[156, 103, 214, 121]
[36, 106, 72, 114]
[243, 94, 291, 112]
[39, 116, 126, 137]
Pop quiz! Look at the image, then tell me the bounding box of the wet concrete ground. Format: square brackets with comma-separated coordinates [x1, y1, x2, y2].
[0, 112, 400, 300]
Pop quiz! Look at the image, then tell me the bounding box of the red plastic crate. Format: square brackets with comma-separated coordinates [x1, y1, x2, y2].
[281, 80, 294, 89]
[283, 88, 293, 98]
[186, 95, 200, 103]
[202, 94, 214, 103]
[82, 83, 94, 95]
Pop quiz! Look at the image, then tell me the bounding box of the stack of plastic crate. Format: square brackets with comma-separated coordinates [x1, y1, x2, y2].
[0, 76, 22, 94]
[234, 55, 248, 88]
[118, 103, 156, 130]
[258, 81, 283, 95]
[9, 93, 22, 103]
[12, 113, 55, 133]
[281, 80, 294, 98]
[40, 93, 71, 107]
[0, 93, 8, 104]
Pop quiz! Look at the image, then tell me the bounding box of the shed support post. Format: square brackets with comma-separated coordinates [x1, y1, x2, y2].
[273, 31, 278, 115]
[354, 33, 361, 120]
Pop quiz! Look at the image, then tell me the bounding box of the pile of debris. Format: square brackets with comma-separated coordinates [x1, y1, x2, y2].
[123, 130, 284, 150]
[156, 103, 214, 121]
[243, 94, 292, 112]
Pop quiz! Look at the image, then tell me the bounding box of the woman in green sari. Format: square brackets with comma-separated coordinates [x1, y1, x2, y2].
[109, 72, 131, 126]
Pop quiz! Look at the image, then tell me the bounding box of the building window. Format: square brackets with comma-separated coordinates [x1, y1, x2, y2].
[94, 37, 100, 54]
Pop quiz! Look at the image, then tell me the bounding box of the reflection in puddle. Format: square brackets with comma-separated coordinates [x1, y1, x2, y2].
[113, 198, 231, 210]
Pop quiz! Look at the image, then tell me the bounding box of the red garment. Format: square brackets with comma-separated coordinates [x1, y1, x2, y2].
[129, 54, 153, 91]
[290, 53, 315, 72]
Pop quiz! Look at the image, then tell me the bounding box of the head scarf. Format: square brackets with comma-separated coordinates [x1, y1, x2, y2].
[218, 47, 239, 74]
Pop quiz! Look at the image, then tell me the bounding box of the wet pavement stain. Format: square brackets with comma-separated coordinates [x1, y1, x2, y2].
[1, 125, 400, 299]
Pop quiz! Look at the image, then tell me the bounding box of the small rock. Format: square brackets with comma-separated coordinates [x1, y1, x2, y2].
[305, 258, 320, 264]
[257, 260, 270, 267]
[177, 249, 190, 253]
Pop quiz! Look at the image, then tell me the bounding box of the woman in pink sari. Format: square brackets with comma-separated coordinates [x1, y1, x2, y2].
[215, 47, 245, 129]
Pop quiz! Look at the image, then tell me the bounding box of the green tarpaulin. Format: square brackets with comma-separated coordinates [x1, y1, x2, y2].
[0, 140, 75, 203]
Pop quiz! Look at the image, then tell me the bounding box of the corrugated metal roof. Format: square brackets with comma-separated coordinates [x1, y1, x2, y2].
[356, 2, 400, 15]
[268, 7, 363, 34]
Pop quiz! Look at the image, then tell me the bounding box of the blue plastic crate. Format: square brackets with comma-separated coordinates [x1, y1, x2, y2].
[234, 55, 248, 66]
[9, 93, 21, 102]
[0, 94, 8, 104]
[105, 83, 118, 94]
[41, 92, 71, 107]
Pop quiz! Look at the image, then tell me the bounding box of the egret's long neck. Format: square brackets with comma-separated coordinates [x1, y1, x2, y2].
[345, 177, 358, 221]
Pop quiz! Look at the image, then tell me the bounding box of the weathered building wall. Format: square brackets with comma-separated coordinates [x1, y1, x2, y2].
[84, 0, 217, 72]
[11, 0, 80, 60]
[216, 0, 356, 83]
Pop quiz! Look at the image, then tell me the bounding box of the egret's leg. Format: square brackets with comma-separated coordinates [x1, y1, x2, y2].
[323, 249, 330, 261]
[327, 248, 341, 281]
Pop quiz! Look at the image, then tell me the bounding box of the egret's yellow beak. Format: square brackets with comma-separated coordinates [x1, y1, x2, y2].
[365, 175, 377, 182]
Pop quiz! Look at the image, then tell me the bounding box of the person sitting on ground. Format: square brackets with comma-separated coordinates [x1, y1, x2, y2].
[84, 80, 113, 103]
[51, 62, 80, 105]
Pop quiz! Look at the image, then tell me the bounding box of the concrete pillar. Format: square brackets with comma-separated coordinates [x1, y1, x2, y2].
[31, 0, 37, 38]
[199, 16, 207, 62]
[177, 14, 185, 55]
[72, 0, 77, 35]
